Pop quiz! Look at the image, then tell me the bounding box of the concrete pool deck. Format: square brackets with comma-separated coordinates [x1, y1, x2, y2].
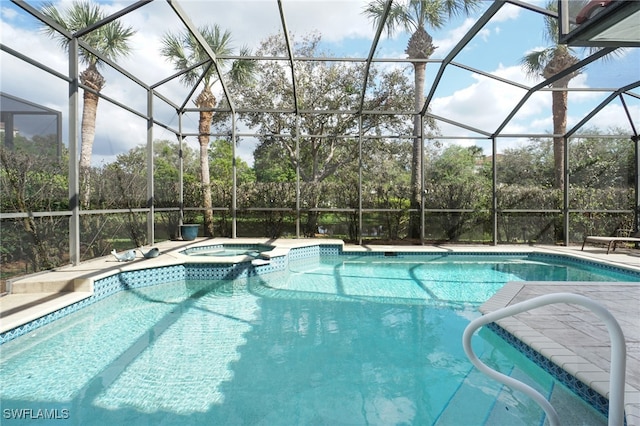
[1, 239, 639, 424]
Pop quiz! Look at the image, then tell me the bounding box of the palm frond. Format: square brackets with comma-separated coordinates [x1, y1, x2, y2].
[161, 24, 253, 90]
[40, 0, 134, 67]
[363, 0, 480, 37]
[442, 0, 482, 19]
[542, 0, 560, 45]
[362, 0, 409, 37]
[413, 0, 481, 30]
[98, 21, 135, 61]
[521, 48, 554, 77]
[40, 2, 70, 50]
[230, 46, 256, 86]
[160, 32, 200, 87]
[414, 0, 446, 30]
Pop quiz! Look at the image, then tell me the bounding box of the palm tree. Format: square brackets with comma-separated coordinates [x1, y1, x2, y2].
[364, 0, 480, 239]
[41, 1, 135, 209]
[521, 0, 580, 191]
[161, 25, 254, 237]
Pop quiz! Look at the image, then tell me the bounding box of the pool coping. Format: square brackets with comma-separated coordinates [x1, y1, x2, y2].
[1, 238, 639, 424]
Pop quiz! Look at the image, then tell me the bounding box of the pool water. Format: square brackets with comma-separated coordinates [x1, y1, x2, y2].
[1, 255, 626, 425]
[191, 248, 259, 256]
[181, 244, 274, 257]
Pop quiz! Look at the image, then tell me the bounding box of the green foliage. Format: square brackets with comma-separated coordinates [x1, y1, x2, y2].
[568, 132, 634, 188]
[1, 111, 637, 277]
[236, 32, 414, 235]
[236, 33, 413, 187]
[254, 139, 296, 182]
[41, 0, 136, 67]
[161, 24, 254, 90]
[0, 147, 68, 213]
[209, 139, 255, 185]
[238, 182, 297, 238]
[498, 132, 634, 190]
[498, 139, 554, 188]
[0, 147, 69, 272]
[424, 145, 491, 240]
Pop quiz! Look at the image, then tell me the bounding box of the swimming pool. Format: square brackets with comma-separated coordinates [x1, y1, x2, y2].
[1, 252, 634, 425]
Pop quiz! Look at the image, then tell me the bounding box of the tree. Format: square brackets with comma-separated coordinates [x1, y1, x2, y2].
[41, 1, 135, 209]
[161, 25, 255, 237]
[0, 146, 68, 272]
[521, 0, 581, 191]
[568, 129, 635, 189]
[235, 33, 413, 236]
[360, 138, 413, 241]
[497, 139, 554, 188]
[363, 0, 481, 239]
[253, 140, 296, 183]
[425, 145, 490, 241]
[209, 139, 255, 186]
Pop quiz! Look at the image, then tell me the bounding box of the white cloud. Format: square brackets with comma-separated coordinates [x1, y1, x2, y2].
[282, 1, 372, 42]
[1, 6, 18, 20]
[492, 2, 522, 23]
[429, 58, 637, 148]
[569, 102, 640, 134]
[433, 17, 478, 54]
[430, 63, 550, 137]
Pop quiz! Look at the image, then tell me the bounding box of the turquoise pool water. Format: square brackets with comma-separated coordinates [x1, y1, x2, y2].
[1, 254, 631, 425]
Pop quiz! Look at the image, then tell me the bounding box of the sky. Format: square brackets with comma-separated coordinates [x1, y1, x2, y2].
[1, 0, 638, 166]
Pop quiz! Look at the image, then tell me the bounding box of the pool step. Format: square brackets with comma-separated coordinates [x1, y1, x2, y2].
[435, 369, 500, 425]
[481, 367, 548, 426]
[435, 366, 549, 425]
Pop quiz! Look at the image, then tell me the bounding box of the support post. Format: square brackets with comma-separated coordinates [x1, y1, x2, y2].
[178, 113, 184, 229]
[358, 115, 363, 246]
[492, 136, 498, 245]
[420, 116, 425, 244]
[564, 136, 570, 246]
[232, 111, 237, 239]
[295, 115, 301, 238]
[634, 135, 640, 234]
[68, 38, 80, 265]
[146, 89, 154, 244]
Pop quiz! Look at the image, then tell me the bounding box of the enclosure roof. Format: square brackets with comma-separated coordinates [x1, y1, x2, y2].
[2, 0, 639, 145]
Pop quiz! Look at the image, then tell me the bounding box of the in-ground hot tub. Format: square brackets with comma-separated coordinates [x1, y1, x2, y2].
[180, 243, 275, 258]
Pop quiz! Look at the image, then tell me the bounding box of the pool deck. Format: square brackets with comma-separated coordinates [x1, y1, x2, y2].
[1, 238, 639, 424]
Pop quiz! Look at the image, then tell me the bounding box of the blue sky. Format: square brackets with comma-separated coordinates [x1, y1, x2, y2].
[1, 0, 638, 165]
